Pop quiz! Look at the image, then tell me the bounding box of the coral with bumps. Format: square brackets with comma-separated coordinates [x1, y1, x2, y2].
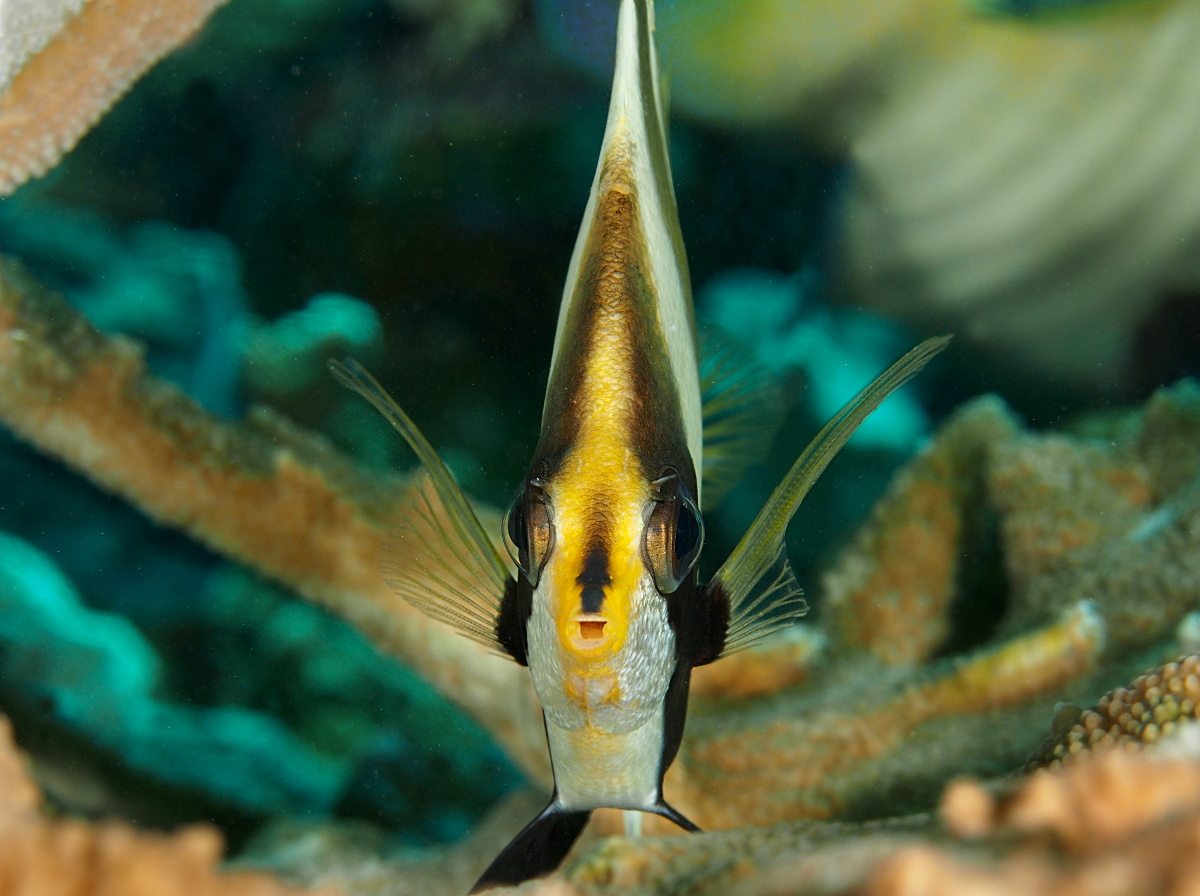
[1027, 653, 1200, 769]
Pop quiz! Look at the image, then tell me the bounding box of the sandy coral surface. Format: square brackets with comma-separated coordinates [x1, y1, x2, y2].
[0, 0, 232, 195]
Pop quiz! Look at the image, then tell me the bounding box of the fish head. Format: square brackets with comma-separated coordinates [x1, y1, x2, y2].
[504, 449, 702, 683]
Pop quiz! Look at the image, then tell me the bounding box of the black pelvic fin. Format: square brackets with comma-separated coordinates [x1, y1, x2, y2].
[651, 800, 701, 833]
[469, 802, 591, 894]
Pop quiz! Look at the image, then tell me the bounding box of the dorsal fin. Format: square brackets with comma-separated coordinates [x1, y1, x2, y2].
[541, 0, 703, 490]
[698, 326, 783, 509]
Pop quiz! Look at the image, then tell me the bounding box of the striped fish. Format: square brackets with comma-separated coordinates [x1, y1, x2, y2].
[332, 0, 949, 889]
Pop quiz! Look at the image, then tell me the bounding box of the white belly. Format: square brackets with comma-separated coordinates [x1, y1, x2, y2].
[546, 704, 665, 811]
[525, 574, 676, 812]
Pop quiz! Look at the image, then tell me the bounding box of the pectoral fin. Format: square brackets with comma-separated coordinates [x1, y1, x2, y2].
[705, 336, 952, 656]
[329, 358, 514, 655]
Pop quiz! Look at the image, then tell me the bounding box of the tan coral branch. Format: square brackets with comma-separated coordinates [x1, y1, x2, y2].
[0, 256, 550, 785]
[0, 0, 232, 196]
[822, 396, 1020, 665]
[689, 625, 825, 702]
[665, 602, 1104, 830]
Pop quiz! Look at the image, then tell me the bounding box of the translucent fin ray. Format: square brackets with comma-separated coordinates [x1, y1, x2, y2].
[720, 546, 806, 654]
[710, 336, 951, 653]
[698, 326, 783, 510]
[329, 358, 510, 650]
[382, 472, 508, 650]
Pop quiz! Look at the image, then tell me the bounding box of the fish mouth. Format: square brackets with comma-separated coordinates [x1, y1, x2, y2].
[571, 614, 609, 648]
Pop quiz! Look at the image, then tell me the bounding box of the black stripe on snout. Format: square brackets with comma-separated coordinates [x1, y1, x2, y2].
[577, 545, 611, 613]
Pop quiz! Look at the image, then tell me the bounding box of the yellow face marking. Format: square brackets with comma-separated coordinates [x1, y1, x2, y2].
[542, 149, 659, 697]
[546, 433, 648, 673]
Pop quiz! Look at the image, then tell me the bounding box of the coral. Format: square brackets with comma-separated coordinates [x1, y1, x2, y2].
[199, 566, 520, 841]
[0, 528, 343, 816]
[239, 790, 557, 896]
[0, 200, 250, 416]
[884, 743, 1200, 896]
[501, 736, 1200, 896]
[0, 713, 333, 896]
[0, 0, 86, 89]
[0, 254, 551, 786]
[245, 294, 382, 401]
[0, 0, 232, 195]
[822, 397, 1019, 664]
[992, 380, 1200, 655]
[6, 257, 1200, 890]
[273, 734, 1200, 896]
[1026, 653, 1200, 770]
[688, 625, 824, 702]
[699, 267, 933, 452]
[663, 600, 1103, 831]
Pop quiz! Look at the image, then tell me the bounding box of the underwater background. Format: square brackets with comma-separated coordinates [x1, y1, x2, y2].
[2, 0, 1200, 885]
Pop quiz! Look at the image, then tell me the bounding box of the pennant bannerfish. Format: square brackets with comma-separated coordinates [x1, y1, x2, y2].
[331, 0, 950, 890]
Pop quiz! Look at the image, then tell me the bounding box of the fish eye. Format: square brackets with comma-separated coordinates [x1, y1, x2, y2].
[642, 471, 704, 594]
[503, 479, 554, 587]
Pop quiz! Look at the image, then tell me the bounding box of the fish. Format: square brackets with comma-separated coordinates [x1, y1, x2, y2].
[329, 0, 951, 890]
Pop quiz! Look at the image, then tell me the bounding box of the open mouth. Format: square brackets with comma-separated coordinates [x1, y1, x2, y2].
[578, 619, 607, 640]
[573, 614, 608, 645]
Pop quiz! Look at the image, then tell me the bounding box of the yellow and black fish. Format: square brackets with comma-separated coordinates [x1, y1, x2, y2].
[331, 0, 949, 890]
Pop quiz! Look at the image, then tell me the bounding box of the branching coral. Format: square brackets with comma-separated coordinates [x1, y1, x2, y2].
[0, 713, 334, 896]
[822, 397, 1020, 665]
[0, 255, 551, 784]
[4, 255, 1200, 892]
[656, 600, 1103, 832]
[335, 732, 1200, 896]
[992, 381, 1200, 655]
[0, 0, 231, 196]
